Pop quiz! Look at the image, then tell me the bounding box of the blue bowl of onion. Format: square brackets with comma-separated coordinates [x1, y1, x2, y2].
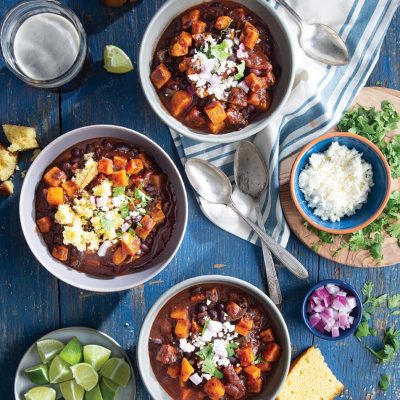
[302, 279, 363, 341]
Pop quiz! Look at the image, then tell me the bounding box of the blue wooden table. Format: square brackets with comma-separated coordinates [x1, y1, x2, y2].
[1, 1, 399, 399]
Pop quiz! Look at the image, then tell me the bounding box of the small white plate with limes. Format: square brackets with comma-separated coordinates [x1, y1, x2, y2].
[15, 327, 136, 400]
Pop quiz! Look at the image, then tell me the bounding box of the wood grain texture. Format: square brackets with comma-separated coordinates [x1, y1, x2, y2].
[0, 1, 399, 399]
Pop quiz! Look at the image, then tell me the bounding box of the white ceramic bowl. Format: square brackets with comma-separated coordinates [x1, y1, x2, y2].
[137, 275, 291, 400]
[139, 0, 295, 144]
[20, 125, 188, 292]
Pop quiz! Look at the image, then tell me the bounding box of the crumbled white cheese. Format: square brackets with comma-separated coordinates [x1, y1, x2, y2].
[299, 142, 373, 222]
[179, 339, 196, 354]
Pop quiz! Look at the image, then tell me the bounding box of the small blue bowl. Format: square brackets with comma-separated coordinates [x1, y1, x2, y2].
[290, 132, 391, 234]
[302, 279, 363, 341]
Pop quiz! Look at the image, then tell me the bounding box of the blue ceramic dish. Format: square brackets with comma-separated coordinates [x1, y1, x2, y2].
[290, 132, 391, 234]
[302, 279, 363, 341]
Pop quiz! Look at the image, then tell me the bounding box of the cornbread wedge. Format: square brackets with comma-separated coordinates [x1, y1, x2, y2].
[0, 180, 14, 196]
[276, 347, 344, 400]
[2, 124, 39, 152]
[0, 144, 18, 181]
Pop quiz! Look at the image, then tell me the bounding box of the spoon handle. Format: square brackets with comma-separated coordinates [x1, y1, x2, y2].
[274, 0, 304, 27]
[228, 202, 309, 280]
[255, 205, 282, 305]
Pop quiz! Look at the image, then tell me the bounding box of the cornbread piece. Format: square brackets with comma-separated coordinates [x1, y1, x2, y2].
[0, 144, 18, 181]
[277, 347, 344, 400]
[2, 124, 39, 152]
[0, 180, 14, 196]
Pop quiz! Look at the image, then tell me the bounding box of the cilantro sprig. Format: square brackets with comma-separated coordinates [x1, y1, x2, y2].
[195, 344, 224, 379]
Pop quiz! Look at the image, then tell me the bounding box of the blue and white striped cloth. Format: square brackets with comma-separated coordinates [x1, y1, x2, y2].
[170, 0, 399, 248]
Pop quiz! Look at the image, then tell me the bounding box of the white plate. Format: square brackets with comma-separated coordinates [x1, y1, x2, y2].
[14, 327, 136, 400]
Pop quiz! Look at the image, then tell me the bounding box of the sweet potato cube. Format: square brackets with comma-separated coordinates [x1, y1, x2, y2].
[245, 73, 264, 93]
[98, 158, 113, 175]
[43, 166, 66, 187]
[235, 317, 254, 336]
[260, 328, 275, 343]
[170, 305, 189, 320]
[191, 319, 202, 334]
[192, 20, 207, 34]
[243, 365, 261, 380]
[204, 101, 227, 125]
[236, 346, 255, 367]
[207, 121, 226, 134]
[258, 361, 272, 372]
[170, 32, 192, 57]
[47, 187, 64, 206]
[112, 170, 128, 186]
[246, 377, 263, 393]
[121, 232, 141, 256]
[36, 216, 52, 233]
[247, 89, 272, 111]
[151, 63, 172, 89]
[190, 292, 206, 302]
[113, 155, 128, 170]
[135, 214, 156, 240]
[240, 21, 259, 50]
[234, 366, 242, 374]
[167, 364, 180, 379]
[181, 388, 205, 400]
[126, 158, 144, 175]
[62, 180, 80, 198]
[263, 342, 281, 362]
[182, 9, 200, 29]
[112, 246, 128, 265]
[170, 90, 192, 117]
[150, 208, 166, 224]
[204, 377, 225, 400]
[175, 319, 191, 339]
[215, 16, 232, 30]
[180, 357, 195, 382]
[185, 107, 206, 127]
[52, 245, 68, 262]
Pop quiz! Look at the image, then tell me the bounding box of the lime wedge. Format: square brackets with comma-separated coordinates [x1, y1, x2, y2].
[60, 380, 84, 400]
[70, 363, 98, 391]
[104, 45, 134, 74]
[49, 355, 73, 383]
[37, 339, 64, 363]
[24, 386, 56, 400]
[24, 363, 49, 384]
[85, 384, 104, 400]
[99, 357, 131, 387]
[100, 378, 119, 400]
[59, 337, 83, 365]
[83, 345, 111, 371]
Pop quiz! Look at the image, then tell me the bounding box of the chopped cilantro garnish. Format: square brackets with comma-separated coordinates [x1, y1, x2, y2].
[100, 213, 115, 231]
[379, 374, 389, 391]
[134, 187, 152, 208]
[214, 369, 224, 379]
[202, 357, 217, 375]
[254, 353, 266, 364]
[388, 294, 400, 309]
[119, 204, 130, 219]
[367, 327, 400, 363]
[234, 61, 245, 80]
[210, 39, 232, 60]
[201, 318, 210, 335]
[113, 186, 125, 197]
[196, 344, 213, 360]
[128, 228, 136, 237]
[226, 342, 238, 357]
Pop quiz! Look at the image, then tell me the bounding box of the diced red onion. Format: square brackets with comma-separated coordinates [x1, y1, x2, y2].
[189, 373, 202, 386]
[332, 326, 340, 338]
[97, 240, 112, 257]
[121, 222, 131, 232]
[326, 283, 340, 295]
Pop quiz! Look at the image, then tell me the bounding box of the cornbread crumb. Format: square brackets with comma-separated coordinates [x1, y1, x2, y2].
[2, 124, 39, 152]
[277, 347, 344, 400]
[0, 180, 14, 196]
[0, 144, 18, 181]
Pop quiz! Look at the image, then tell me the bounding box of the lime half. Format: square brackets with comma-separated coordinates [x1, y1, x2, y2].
[85, 384, 104, 400]
[104, 45, 134, 74]
[49, 355, 73, 383]
[59, 380, 84, 400]
[70, 363, 99, 391]
[37, 339, 64, 363]
[100, 378, 119, 400]
[24, 363, 49, 384]
[24, 386, 56, 400]
[100, 357, 131, 387]
[59, 337, 82, 365]
[83, 345, 111, 371]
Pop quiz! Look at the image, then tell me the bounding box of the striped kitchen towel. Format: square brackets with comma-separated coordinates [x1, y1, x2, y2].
[170, 0, 400, 247]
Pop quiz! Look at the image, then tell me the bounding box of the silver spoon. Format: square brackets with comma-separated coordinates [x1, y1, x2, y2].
[234, 141, 282, 305]
[185, 158, 309, 279]
[276, 0, 349, 66]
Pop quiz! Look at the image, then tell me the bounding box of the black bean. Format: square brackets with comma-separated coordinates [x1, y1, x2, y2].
[71, 147, 82, 157]
[70, 157, 81, 164]
[218, 311, 227, 322]
[146, 184, 155, 192]
[114, 143, 130, 152]
[216, 302, 225, 311]
[228, 356, 236, 364]
[61, 162, 71, 172]
[196, 303, 208, 313]
[140, 243, 150, 253]
[208, 310, 218, 320]
[86, 143, 95, 153]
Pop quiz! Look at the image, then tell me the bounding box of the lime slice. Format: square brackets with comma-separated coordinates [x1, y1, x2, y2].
[49, 355, 73, 383]
[37, 339, 65, 363]
[70, 363, 98, 391]
[60, 380, 84, 400]
[100, 378, 119, 400]
[24, 386, 56, 400]
[85, 384, 104, 400]
[104, 45, 134, 74]
[59, 337, 83, 365]
[24, 363, 49, 384]
[83, 345, 111, 371]
[99, 357, 131, 387]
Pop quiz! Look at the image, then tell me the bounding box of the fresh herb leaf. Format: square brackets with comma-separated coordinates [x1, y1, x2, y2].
[113, 186, 125, 197]
[202, 318, 210, 335]
[303, 221, 334, 243]
[120, 204, 130, 219]
[128, 228, 136, 237]
[367, 327, 400, 363]
[355, 321, 371, 341]
[234, 61, 245, 80]
[362, 281, 374, 298]
[349, 230, 367, 251]
[254, 354, 266, 364]
[226, 342, 239, 357]
[100, 213, 115, 231]
[202, 356, 216, 375]
[210, 39, 232, 60]
[134, 187, 152, 207]
[214, 369, 224, 379]
[196, 344, 213, 360]
[379, 374, 390, 391]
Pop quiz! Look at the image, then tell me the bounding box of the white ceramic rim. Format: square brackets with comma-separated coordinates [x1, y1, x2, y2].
[137, 275, 291, 400]
[139, 0, 295, 144]
[14, 326, 136, 399]
[19, 125, 188, 292]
